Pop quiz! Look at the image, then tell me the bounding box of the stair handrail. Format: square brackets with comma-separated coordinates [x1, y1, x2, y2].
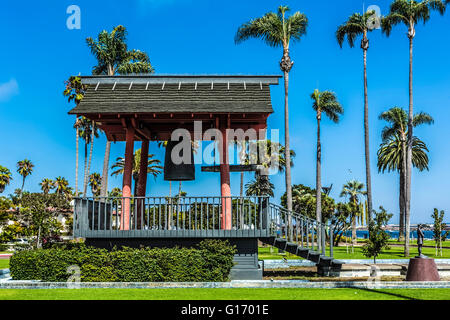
[268, 202, 334, 258]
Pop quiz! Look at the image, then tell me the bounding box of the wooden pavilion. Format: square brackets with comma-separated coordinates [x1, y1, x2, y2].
[68, 75, 337, 279]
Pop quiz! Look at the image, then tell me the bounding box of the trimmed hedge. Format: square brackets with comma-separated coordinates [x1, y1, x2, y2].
[9, 240, 236, 282]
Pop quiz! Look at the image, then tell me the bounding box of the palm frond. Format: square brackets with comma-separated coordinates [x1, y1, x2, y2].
[413, 112, 434, 126]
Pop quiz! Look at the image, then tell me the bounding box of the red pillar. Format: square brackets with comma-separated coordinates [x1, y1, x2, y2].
[121, 126, 135, 230]
[136, 139, 149, 229]
[220, 127, 232, 230]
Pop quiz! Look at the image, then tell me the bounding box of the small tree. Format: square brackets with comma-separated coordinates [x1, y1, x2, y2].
[13, 193, 71, 248]
[331, 202, 353, 247]
[362, 206, 393, 263]
[431, 208, 449, 257]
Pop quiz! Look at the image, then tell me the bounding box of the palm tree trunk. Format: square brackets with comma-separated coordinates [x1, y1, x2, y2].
[100, 141, 111, 198]
[75, 124, 79, 197]
[240, 172, 244, 197]
[21, 177, 25, 194]
[283, 69, 293, 241]
[405, 35, 414, 257]
[352, 200, 357, 246]
[363, 46, 373, 221]
[316, 116, 322, 223]
[83, 143, 88, 196]
[316, 115, 322, 252]
[399, 160, 406, 241]
[100, 67, 115, 199]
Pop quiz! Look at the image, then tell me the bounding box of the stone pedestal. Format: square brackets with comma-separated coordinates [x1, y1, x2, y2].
[406, 257, 440, 281]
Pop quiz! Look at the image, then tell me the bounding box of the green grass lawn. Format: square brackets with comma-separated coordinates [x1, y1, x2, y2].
[0, 259, 9, 269]
[259, 243, 450, 260]
[0, 288, 449, 300]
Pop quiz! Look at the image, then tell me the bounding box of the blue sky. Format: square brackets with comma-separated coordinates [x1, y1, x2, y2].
[0, 0, 449, 224]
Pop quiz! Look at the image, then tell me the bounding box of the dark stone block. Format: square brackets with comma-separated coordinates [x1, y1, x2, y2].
[406, 257, 440, 281]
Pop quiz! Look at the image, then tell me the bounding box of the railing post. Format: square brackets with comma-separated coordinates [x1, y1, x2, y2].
[321, 224, 326, 255]
[330, 224, 334, 258]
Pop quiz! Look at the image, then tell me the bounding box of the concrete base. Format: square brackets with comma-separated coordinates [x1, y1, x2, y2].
[406, 257, 440, 281]
[85, 237, 262, 281]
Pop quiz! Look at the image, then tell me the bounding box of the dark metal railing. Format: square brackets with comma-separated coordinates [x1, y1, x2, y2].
[73, 196, 271, 238]
[267, 203, 334, 257]
[73, 196, 334, 258]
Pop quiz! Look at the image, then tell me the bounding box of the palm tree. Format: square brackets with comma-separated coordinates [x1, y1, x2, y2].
[0, 166, 13, 194]
[111, 149, 163, 196]
[235, 6, 308, 221]
[78, 117, 99, 196]
[381, 0, 446, 257]
[311, 89, 343, 224]
[336, 9, 378, 217]
[245, 140, 295, 197]
[54, 176, 71, 196]
[378, 106, 433, 245]
[88, 173, 102, 197]
[378, 135, 430, 238]
[64, 76, 87, 197]
[39, 178, 55, 194]
[17, 159, 34, 194]
[245, 176, 275, 197]
[108, 187, 122, 199]
[86, 25, 154, 198]
[340, 180, 366, 245]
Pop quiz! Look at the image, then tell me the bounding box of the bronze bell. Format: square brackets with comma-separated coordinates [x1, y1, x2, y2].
[164, 140, 195, 181]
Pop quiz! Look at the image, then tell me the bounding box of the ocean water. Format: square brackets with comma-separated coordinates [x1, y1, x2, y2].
[348, 230, 449, 240]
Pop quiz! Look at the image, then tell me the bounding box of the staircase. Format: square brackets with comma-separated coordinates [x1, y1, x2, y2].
[263, 203, 344, 272]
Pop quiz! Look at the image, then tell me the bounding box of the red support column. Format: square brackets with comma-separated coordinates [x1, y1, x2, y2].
[136, 139, 149, 229]
[220, 127, 232, 230]
[121, 126, 135, 230]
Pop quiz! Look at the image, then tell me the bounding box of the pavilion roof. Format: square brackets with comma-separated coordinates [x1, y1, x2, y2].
[68, 75, 281, 116]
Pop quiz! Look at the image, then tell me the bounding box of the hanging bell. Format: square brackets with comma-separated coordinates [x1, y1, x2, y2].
[164, 140, 195, 181]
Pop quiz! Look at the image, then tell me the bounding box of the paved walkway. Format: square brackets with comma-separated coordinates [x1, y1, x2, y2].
[1, 280, 449, 289]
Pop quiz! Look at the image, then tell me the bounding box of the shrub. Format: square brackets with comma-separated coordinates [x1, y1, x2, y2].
[362, 206, 393, 263]
[10, 240, 236, 282]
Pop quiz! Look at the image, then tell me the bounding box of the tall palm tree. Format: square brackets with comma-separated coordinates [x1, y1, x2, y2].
[310, 89, 343, 224]
[111, 149, 163, 196]
[0, 166, 13, 194]
[54, 176, 71, 196]
[17, 159, 34, 194]
[378, 107, 433, 244]
[340, 180, 366, 245]
[39, 178, 55, 194]
[235, 6, 308, 223]
[64, 76, 87, 197]
[381, 0, 446, 256]
[336, 9, 378, 218]
[78, 117, 99, 196]
[86, 25, 154, 198]
[378, 135, 430, 235]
